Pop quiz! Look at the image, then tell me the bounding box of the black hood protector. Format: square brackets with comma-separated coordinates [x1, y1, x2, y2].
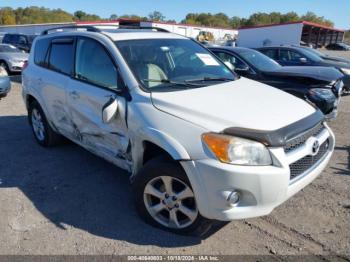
[224, 110, 324, 147]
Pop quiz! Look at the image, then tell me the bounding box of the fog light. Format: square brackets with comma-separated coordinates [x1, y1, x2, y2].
[227, 191, 240, 206]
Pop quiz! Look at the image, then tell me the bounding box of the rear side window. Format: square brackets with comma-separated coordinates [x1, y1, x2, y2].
[34, 38, 51, 67]
[48, 40, 74, 75]
[260, 49, 278, 60]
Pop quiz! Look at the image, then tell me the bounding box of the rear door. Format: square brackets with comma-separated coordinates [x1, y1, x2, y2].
[66, 36, 130, 171]
[38, 37, 76, 135]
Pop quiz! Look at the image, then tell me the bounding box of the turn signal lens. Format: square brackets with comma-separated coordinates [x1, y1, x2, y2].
[202, 133, 231, 162]
[202, 133, 272, 166]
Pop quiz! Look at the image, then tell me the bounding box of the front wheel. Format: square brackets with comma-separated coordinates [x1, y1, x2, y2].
[132, 157, 213, 236]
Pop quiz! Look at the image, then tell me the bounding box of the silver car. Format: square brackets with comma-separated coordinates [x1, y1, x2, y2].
[0, 44, 29, 74]
[0, 66, 11, 98]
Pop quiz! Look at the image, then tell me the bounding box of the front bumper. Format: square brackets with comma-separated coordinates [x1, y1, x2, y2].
[8, 60, 25, 72]
[181, 125, 335, 221]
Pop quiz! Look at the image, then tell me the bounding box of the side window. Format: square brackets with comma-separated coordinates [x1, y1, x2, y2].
[3, 35, 10, 43]
[279, 50, 291, 61]
[12, 35, 19, 43]
[75, 38, 119, 90]
[34, 38, 51, 67]
[289, 50, 304, 62]
[48, 40, 74, 75]
[261, 49, 278, 60]
[18, 35, 27, 45]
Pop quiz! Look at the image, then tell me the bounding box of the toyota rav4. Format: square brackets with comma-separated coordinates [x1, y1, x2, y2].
[22, 26, 335, 236]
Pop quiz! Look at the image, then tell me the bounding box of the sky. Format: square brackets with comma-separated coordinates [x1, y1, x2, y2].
[1, 0, 349, 29]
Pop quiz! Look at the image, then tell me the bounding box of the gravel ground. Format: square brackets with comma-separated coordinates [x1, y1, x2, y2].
[0, 73, 349, 258]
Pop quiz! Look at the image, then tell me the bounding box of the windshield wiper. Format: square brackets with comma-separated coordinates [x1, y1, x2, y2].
[185, 77, 234, 83]
[143, 79, 202, 88]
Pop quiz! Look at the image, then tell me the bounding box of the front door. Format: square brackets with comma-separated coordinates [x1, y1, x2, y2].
[66, 37, 131, 171]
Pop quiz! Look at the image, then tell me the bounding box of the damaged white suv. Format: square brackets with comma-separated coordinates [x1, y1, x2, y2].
[22, 26, 335, 236]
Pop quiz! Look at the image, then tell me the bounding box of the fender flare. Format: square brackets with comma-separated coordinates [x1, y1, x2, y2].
[139, 127, 190, 160]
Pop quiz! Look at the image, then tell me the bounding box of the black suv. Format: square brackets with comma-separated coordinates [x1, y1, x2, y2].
[257, 46, 350, 91]
[210, 46, 343, 119]
[2, 34, 36, 53]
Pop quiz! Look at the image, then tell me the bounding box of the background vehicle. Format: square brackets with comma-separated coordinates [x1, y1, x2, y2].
[257, 46, 350, 91]
[210, 47, 343, 119]
[0, 66, 11, 98]
[299, 46, 350, 64]
[22, 26, 334, 236]
[326, 43, 350, 51]
[0, 44, 29, 74]
[2, 33, 37, 53]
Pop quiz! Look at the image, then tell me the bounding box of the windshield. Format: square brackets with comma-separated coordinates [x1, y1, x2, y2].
[298, 48, 323, 62]
[0, 45, 22, 53]
[302, 47, 324, 57]
[115, 39, 236, 90]
[235, 49, 281, 72]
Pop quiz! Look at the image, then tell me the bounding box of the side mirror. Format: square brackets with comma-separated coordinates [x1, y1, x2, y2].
[234, 65, 250, 73]
[299, 57, 308, 63]
[102, 98, 118, 123]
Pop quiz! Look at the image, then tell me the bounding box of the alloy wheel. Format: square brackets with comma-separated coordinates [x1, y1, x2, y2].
[31, 108, 45, 141]
[143, 176, 198, 229]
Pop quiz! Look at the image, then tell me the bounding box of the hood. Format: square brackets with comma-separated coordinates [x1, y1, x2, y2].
[263, 66, 343, 82]
[322, 55, 350, 64]
[0, 52, 29, 61]
[151, 77, 316, 132]
[319, 59, 350, 69]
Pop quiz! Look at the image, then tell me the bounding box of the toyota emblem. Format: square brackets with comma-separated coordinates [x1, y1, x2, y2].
[312, 140, 320, 156]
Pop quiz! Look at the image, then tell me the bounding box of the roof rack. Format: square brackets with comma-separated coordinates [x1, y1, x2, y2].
[41, 25, 169, 35]
[41, 26, 101, 35]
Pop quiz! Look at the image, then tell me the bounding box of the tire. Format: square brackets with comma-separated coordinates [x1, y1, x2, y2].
[28, 100, 62, 147]
[132, 156, 213, 236]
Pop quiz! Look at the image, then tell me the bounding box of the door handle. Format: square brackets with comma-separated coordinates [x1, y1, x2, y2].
[69, 91, 80, 99]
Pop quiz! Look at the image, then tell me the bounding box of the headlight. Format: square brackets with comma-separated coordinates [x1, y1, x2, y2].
[340, 68, 350, 75]
[202, 133, 272, 166]
[309, 88, 334, 98]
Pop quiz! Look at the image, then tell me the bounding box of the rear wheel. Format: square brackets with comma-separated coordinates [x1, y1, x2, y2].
[28, 100, 62, 147]
[132, 156, 213, 236]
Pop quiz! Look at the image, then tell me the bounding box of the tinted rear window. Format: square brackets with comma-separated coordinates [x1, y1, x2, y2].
[34, 38, 51, 67]
[48, 41, 74, 75]
[260, 49, 278, 60]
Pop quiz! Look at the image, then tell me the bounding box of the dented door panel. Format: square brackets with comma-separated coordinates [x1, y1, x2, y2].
[66, 79, 131, 171]
[41, 69, 74, 134]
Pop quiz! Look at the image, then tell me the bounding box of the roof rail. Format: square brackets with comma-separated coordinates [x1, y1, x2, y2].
[41, 25, 170, 35]
[41, 25, 101, 35]
[117, 26, 170, 32]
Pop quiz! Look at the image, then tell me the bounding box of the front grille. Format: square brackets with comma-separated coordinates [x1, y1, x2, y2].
[284, 123, 325, 153]
[289, 139, 330, 180]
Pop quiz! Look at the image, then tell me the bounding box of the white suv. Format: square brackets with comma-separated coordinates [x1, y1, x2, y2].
[22, 26, 335, 236]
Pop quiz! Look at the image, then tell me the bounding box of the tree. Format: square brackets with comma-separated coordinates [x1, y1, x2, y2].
[74, 10, 101, 21]
[109, 14, 118, 20]
[148, 11, 165, 21]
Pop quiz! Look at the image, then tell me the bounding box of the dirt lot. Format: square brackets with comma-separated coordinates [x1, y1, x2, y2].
[0, 72, 349, 258]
